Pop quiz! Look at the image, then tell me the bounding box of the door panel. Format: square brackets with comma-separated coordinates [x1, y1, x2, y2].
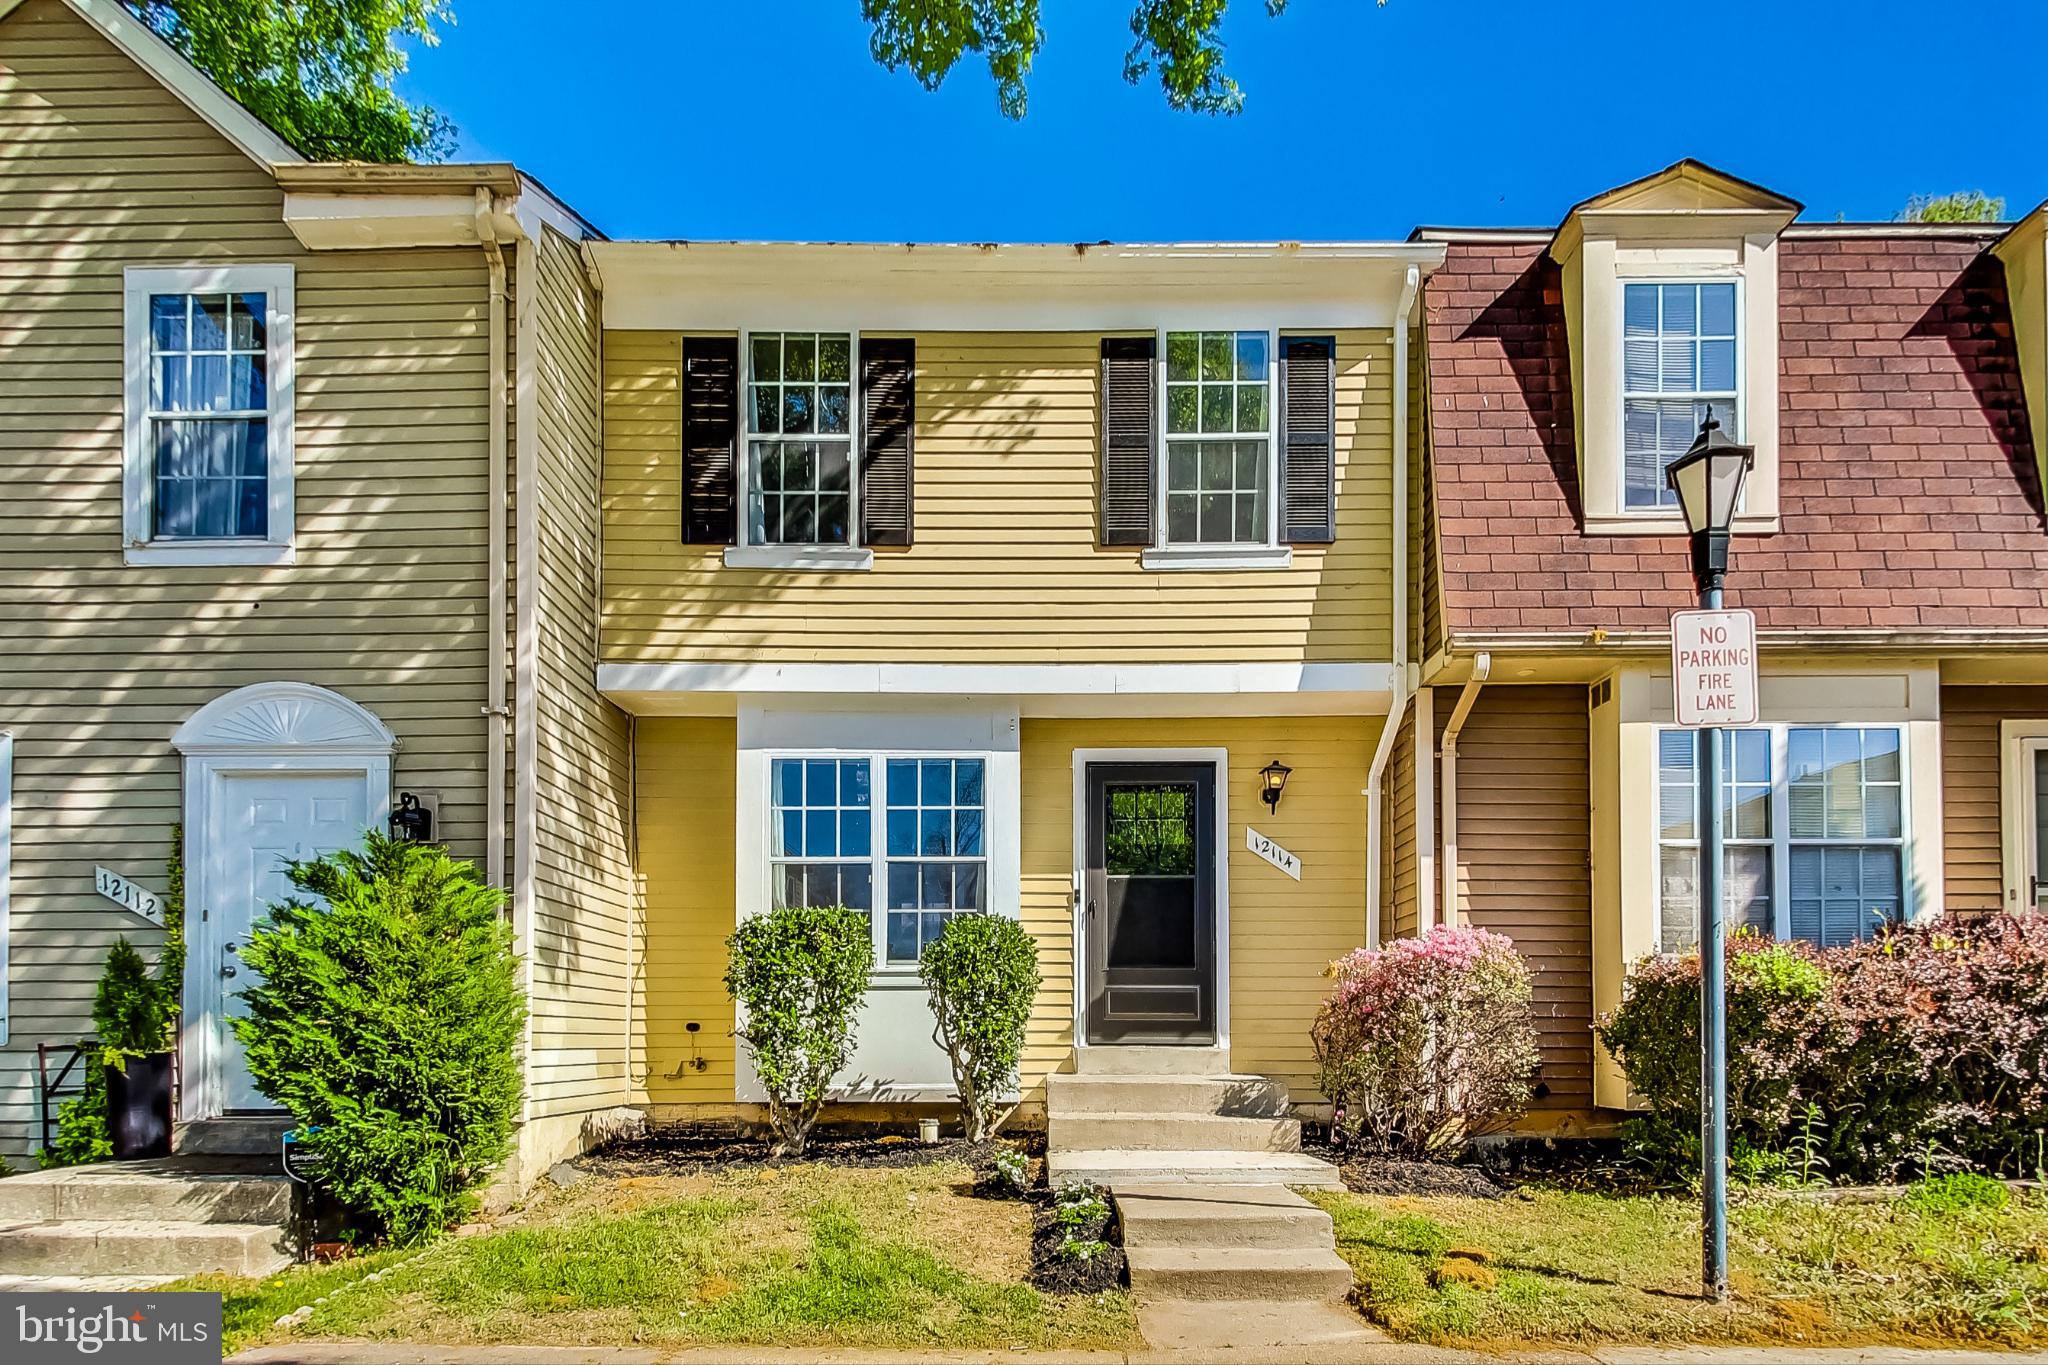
[213, 773, 366, 1112]
[1083, 763, 1216, 1044]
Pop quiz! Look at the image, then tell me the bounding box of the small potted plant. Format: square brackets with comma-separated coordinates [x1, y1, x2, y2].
[94, 939, 177, 1160]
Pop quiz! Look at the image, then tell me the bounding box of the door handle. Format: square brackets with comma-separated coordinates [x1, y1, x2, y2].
[221, 964, 237, 978]
[1086, 898, 1098, 916]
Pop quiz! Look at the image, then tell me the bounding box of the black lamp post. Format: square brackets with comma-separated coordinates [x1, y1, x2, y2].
[1665, 407, 1753, 1305]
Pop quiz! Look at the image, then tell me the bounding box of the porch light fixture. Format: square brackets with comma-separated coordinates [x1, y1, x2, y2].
[1258, 760, 1291, 813]
[389, 791, 433, 844]
[1664, 407, 1754, 597]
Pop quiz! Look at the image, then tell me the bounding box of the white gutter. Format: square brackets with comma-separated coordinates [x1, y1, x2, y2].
[1438, 652, 1491, 924]
[476, 189, 511, 891]
[1364, 264, 1424, 947]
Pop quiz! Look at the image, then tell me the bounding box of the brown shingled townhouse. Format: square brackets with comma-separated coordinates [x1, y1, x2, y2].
[6, 0, 2048, 1230]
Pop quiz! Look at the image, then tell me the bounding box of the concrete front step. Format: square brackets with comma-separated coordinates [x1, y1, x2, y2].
[1114, 1184, 1338, 1252]
[0, 1160, 292, 1224]
[1048, 1112, 1301, 1154]
[1125, 1245, 1356, 1302]
[1045, 1072, 1290, 1118]
[1049, 1148, 1343, 1189]
[1072, 1045, 1229, 1077]
[0, 1220, 292, 1278]
[176, 1115, 294, 1157]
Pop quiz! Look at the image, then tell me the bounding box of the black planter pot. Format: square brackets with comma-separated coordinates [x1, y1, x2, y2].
[106, 1052, 174, 1160]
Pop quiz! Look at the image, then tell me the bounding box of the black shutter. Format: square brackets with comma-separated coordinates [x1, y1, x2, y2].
[1100, 336, 1155, 546]
[860, 338, 915, 547]
[1281, 335, 1336, 544]
[681, 336, 738, 544]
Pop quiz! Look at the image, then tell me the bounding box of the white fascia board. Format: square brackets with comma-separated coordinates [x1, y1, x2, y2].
[591, 241, 1445, 332]
[284, 193, 490, 250]
[599, 661, 1398, 704]
[43, 0, 304, 167]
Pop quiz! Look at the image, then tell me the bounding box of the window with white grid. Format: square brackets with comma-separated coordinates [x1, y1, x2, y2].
[746, 332, 854, 546]
[883, 758, 987, 963]
[1164, 330, 1272, 545]
[1623, 281, 1739, 508]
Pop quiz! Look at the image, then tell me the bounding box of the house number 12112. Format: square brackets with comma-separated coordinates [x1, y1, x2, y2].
[94, 866, 166, 927]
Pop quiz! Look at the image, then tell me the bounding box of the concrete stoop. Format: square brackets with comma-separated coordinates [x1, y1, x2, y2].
[1118, 1184, 1355, 1302]
[0, 1158, 294, 1279]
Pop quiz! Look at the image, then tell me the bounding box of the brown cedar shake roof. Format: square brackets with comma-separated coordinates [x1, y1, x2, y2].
[1422, 234, 2046, 638]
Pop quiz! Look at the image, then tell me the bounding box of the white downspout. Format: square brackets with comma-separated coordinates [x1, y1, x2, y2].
[476, 189, 510, 891]
[1364, 264, 1423, 947]
[1439, 652, 1491, 925]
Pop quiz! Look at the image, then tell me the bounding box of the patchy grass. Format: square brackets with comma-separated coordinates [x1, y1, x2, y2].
[192, 1162, 1135, 1355]
[1304, 1185, 2048, 1350]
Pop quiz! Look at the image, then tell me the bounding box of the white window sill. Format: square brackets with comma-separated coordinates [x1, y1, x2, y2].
[125, 540, 294, 567]
[1140, 545, 1294, 572]
[723, 546, 874, 572]
[1581, 511, 1781, 537]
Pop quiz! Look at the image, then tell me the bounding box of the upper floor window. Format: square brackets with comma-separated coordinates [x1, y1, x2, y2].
[1657, 724, 1905, 952]
[123, 265, 295, 566]
[1164, 331, 1272, 545]
[1622, 281, 1739, 509]
[746, 332, 853, 546]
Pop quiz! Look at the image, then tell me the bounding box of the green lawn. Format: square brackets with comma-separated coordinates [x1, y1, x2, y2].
[171, 1162, 1135, 1356]
[1304, 1182, 2048, 1349]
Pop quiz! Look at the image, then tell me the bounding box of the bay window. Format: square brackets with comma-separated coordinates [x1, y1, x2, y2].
[1656, 725, 1906, 950]
[767, 752, 990, 967]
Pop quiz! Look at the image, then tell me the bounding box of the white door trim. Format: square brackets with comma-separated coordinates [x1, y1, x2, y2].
[1069, 747, 1230, 1054]
[1999, 719, 2048, 914]
[171, 683, 395, 1122]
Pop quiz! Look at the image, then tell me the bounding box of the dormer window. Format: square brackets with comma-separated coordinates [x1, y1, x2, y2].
[1622, 281, 1740, 508]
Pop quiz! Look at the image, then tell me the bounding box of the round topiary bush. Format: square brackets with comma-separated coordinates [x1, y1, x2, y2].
[725, 903, 874, 1156]
[918, 913, 1039, 1142]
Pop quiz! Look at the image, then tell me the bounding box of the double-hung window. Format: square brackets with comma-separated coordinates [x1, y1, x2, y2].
[1622, 281, 1738, 509]
[767, 753, 989, 967]
[1656, 725, 1906, 950]
[123, 266, 295, 565]
[1163, 331, 1272, 545]
[745, 332, 854, 546]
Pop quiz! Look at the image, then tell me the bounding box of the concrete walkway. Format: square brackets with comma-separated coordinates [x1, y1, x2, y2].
[231, 1342, 2048, 1364]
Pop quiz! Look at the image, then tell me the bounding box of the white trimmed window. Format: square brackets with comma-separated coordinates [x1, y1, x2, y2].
[1657, 724, 1906, 951]
[745, 331, 855, 546]
[1163, 330, 1273, 545]
[123, 265, 295, 565]
[1622, 281, 1739, 509]
[769, 752, 989, 967]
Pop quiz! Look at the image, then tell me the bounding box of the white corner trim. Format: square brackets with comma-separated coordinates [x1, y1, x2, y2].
[599, 660, 1399, 699]
[512, 234, 542, 1127]
[122, 264, 296, 564]
[722, 546, 875, 572]
[0, 730, 11, 1047]
[1140, 545, 1294, 572]
[56, 0, 304, 167]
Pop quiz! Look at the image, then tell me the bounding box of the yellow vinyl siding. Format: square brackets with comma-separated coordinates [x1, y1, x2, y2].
[633, 717, 738, 1104]
[632, 714, 1376, 1109]
[1940, 684, 2048, 914]
[601, 331, 1395, 664]
[1446, 687, 1594, 1110]
[525, 228, 637, 1122]
[0, 0, 493, 1159]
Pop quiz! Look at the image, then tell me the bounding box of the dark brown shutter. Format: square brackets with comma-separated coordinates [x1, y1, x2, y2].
[1100, 336, 1155, 546]
[859, 338, 915, 547]
[1281, 335, 1336, 544]
[681, 336, 738, 544]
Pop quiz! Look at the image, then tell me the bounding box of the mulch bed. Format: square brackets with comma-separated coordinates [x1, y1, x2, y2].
[1028, 1185, 1126, 1296]
[1303, 1129, 1656, 1199]
[580, 1127, 1044, 1181]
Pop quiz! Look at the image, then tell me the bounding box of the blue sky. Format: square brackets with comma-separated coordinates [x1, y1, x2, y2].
[399, 1, 2047, 242]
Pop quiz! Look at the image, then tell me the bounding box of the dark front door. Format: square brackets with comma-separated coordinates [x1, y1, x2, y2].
[1082, 762, 1217, 1044]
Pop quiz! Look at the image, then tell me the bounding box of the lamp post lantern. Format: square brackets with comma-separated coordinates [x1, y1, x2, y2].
[1665, 407, 1753, 1304]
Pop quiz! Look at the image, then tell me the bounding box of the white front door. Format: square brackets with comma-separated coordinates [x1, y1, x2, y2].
[2021, 738, 2048, 913]
[205, 772, 367, 1113]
